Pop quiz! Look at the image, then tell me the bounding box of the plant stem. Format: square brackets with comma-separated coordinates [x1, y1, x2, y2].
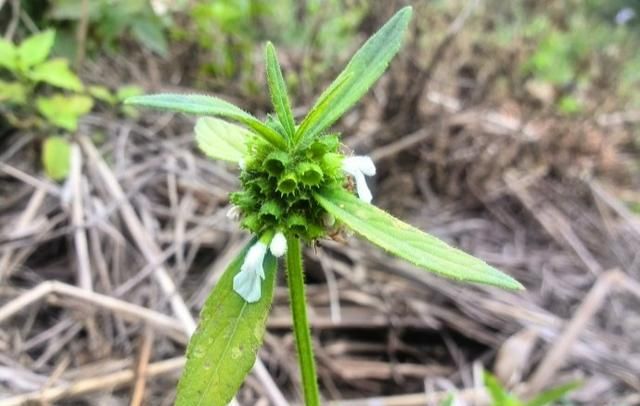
[285, 235, 320, 405]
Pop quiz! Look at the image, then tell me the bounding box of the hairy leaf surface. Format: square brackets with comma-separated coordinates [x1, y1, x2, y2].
[175, 242, 277, 406]
[315, 188, 523, 290]
[126, 94, 286, 149]
[266, 42, 295, 139]
[296, 6, 412, 141]
[195, 117, 250, 162]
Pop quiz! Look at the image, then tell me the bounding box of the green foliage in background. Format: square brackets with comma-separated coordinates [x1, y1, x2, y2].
[173, 0, 367, 97]
[0, 30, 91, 180]
[44, 0, 169, 57]
[483, 0, 640, 113]
[0, 29, 142, 180]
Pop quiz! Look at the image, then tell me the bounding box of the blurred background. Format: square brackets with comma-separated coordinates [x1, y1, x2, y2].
[1, 0, 640, 404]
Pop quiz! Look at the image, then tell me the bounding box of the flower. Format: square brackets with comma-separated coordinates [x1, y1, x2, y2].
[269, 232, 287, 257]
[233, 241, 268, 303]
[342, 155, 376, 203]
[615, 7, 636, 25]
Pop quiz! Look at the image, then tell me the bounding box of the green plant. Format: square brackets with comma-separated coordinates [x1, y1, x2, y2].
[0, 29, 92, 180]
[127, 7, 523, 405]
[174, 0, 367, 98]
[45, 0, 169, 57]
[483, 371, 580, 406]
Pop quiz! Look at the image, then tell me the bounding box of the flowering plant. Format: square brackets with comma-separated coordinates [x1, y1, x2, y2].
[127, 6, 522, 405]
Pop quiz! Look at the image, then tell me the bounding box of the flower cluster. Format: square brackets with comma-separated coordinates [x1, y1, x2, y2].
[229, 132, 376, 302]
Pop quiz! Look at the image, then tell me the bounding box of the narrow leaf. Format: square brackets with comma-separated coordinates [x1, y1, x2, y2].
[175, 242, 277, 406]
[525, 381, 581, 406]
[483, 372, 512, 406]
[295, 6, 412, 141]
[29, 58, 83, 91]
[194, 117, 250, 162]
[18, 30, 55, 69]
[314, 188, 524, 290]
[42, 136, 71, 181]
[125, 93, 286, 149]
[265, 42, 295, 138]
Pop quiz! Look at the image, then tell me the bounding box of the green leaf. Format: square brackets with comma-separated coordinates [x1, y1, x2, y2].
[125, 93, 287, 149]
[131, 17, 169, 56]
[36, 94, 94, 131]
[0, 38, 17, 71]
[194, 117, 250, 163]
[175, 242, 277, 406]
[115, 85, 143, 101]
[265, 42, 295, 139]
[525, 381, 581, 406]
[42, 136, 71, 181]
[314, 188, 524, 290]
[29, 58, 83, 91]
[295, 6, 412, 141]
[18, 30, 55, 69]
[484, 372, 513, 406]
[0, 79, 27, 104]
[89, 85, 116, 104]
[295, 72, 353, 146]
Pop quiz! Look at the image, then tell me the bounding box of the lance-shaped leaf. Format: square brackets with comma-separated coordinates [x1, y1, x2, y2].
[176, 242, 277, 406]
[315, 188, 523, 290]
[525, 380, 581, 406]
[295, 6, 412, 142]
[195, 117, 250, 163]
[265, 42, 295, 139]
[125, 93, 287, 149]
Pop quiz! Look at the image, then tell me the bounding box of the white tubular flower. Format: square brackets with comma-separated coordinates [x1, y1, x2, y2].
[226, 205, 241, 220]
[342, 155, 376, 203]
[233, 242, 267, 303]
[269, 232, 287, 257]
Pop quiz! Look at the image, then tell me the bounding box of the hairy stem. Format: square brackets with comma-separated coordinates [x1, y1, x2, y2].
[285, 235, 320, 405]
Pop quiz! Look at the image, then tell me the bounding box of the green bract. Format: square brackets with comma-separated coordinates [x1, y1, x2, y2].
[126, 6, 523, 405]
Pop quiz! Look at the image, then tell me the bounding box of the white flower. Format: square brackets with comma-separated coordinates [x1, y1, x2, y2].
[233, 242, 267, 303]
[616, 7, 636, 25]
[342, 155, 376, 203]
[269, 232, 287, 257]
[226, 205, 241, 220]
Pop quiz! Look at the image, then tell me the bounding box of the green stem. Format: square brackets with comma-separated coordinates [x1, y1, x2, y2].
[285, 235, 320, 405]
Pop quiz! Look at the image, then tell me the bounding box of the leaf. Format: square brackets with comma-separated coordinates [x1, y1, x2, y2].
[18, 30, 55, 69]
[175, 242, 277, 406]
[29, 58, 83, 91]
[0, 38, 17, 71]
[265, 42, 295, 138]
[42, 136, 71, 181]
[131, 17, 169, 56]
[115, 85, 143, 101]
[125, 93, 287, 149]
[295, 6, 412, 141]
[314, 188, 524, 290]
[194, 117, 250, 163]
[36, 94, 94, 131]
[525, 381, 581, 406]
[89, 85, 116, 104]
[483, 372, 513, 406]
[0, 79, 27, 104]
